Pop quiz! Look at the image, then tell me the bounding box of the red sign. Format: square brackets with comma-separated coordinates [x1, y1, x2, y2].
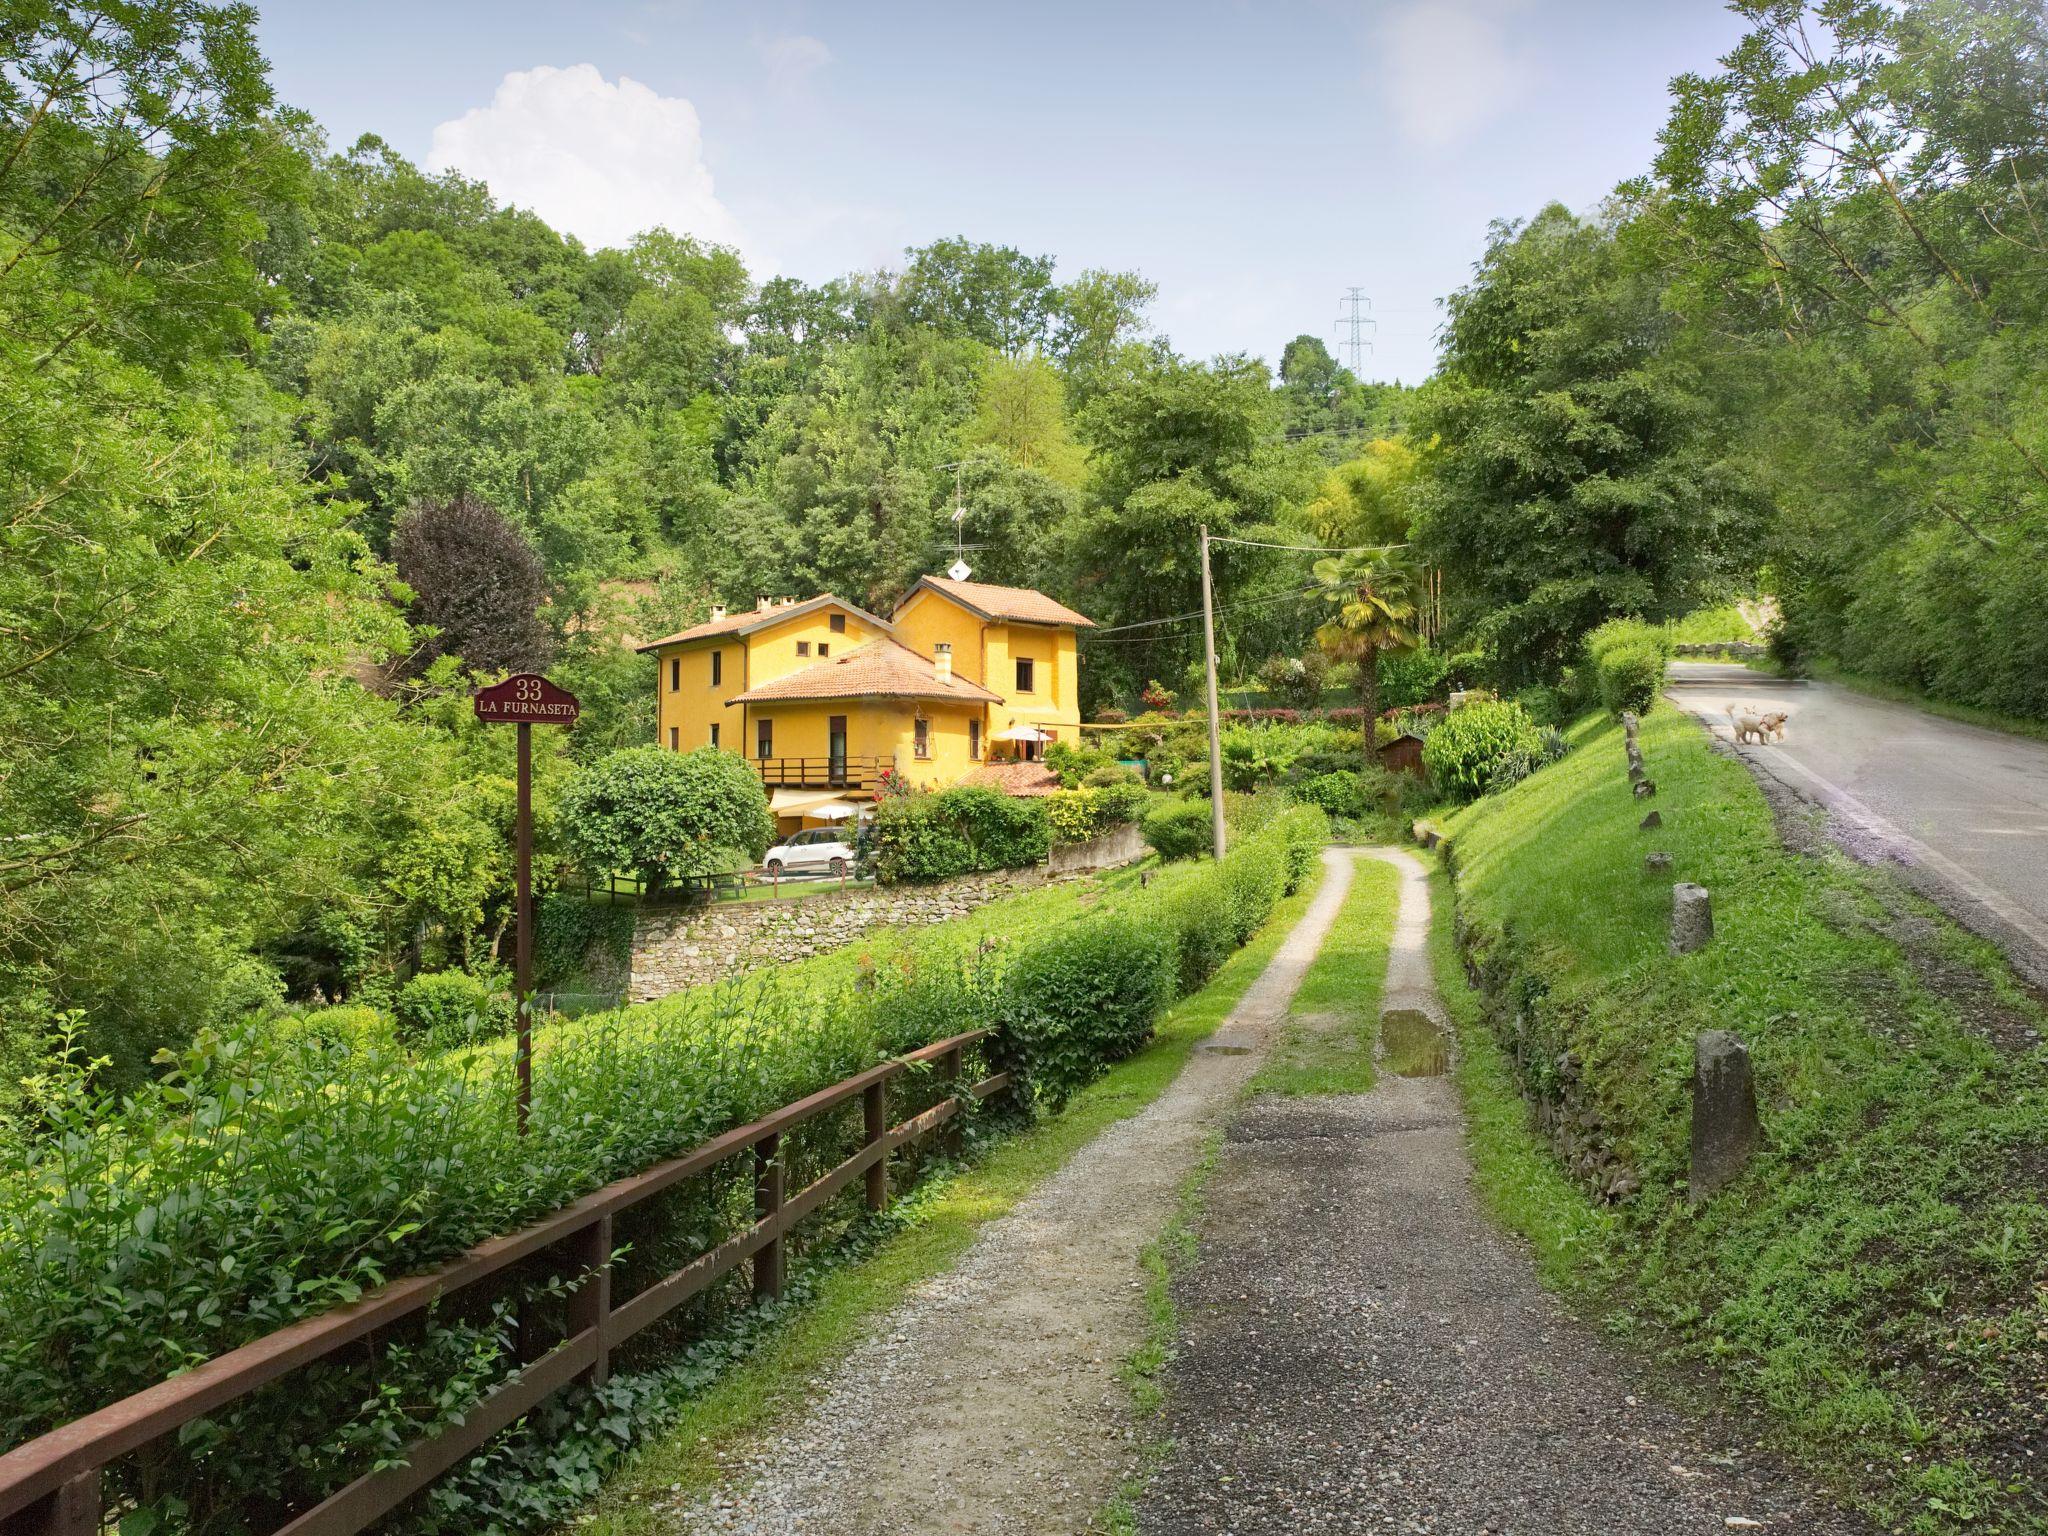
[474, 674, 582, 725]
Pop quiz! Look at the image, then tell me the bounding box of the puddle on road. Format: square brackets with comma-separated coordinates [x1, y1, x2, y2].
[1379, 1008, 1449, 1077]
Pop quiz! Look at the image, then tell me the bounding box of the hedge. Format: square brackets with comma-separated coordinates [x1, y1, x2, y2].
[0, 801, 1327, 1528]
[1421, 700, 1545, 802]
[870, 786, 1052, 883]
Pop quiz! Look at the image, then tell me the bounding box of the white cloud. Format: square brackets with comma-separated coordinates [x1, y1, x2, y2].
[760, 33, 831, 95]
[1377, 0, 1530, 150]
[427, 64, 746, 255]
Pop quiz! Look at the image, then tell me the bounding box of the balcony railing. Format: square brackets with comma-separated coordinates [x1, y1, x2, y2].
[752, 753, 894, 791]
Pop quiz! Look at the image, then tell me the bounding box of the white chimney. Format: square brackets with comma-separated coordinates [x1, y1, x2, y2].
[757, 596, 772, 612]
[710, 603, 727, 622]
[933, 642, 952, 682]
[780, 595, 796, 606]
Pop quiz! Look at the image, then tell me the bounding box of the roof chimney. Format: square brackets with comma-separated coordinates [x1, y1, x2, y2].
[780, 595, 796, 607]
[757, 596, 772, 612]
[933, 642, 952, 682]
[710, 603, 726, 622]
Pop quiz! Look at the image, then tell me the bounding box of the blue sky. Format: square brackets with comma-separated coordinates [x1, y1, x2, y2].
[256, 1, 1748, 384]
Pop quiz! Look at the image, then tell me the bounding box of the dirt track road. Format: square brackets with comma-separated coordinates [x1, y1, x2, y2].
[1666, 662, 2048, 985]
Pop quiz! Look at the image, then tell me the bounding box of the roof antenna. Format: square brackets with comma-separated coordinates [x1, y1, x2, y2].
[940, 460, 972, 582]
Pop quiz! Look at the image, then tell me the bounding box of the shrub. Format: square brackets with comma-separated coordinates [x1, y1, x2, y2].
[1219, 834, 1288, 944]
[275, 1003, 399, 1056]
[871, 787, 1051, 883]
[1269, 804, 1330, 892]
[1294, 770, 1372, 819]
[1156, 866, 1236, 994]
[1045, 782, 1149, 845]
[1596, 642, 1668, 719]
[1142, 797, 1214, 860]
[1257, 651, 1328, 711]
[560, 747, 774, 890]
[395, 969, 510, 1046]
[1003, 913, 1176, 1105]
[1421, 700, 1544, 802]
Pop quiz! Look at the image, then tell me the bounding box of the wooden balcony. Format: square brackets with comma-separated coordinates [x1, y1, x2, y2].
[751, 754, 895, 791]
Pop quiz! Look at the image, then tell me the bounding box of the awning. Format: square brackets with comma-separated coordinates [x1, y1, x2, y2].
[768, 790, 860, 819]
[991, 724, 1050, 744]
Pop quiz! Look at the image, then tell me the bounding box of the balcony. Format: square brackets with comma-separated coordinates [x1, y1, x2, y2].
[751, 753, 895, 791]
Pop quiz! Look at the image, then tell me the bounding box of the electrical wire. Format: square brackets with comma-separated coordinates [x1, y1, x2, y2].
[1205, 536, 1412, 554]
[1079, 583, 1330, 640]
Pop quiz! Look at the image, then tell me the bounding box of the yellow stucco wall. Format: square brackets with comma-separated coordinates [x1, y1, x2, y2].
[652, 602, 888, 756]
[892, 590, 988, 684]
[890, 589, 1082, 748]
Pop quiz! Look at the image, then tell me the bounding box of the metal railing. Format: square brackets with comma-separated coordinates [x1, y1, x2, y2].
[0, 1032, 1011, 1536]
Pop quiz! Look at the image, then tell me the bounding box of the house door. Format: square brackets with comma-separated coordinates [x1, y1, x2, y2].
[828, 715, 848, 781]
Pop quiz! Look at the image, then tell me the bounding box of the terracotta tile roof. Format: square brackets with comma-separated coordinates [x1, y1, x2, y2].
[961, 761, 1063, 797]
[729, 638, 1004, 705]
[899, 576, 1095, 629]
[636, 595, 893, 653]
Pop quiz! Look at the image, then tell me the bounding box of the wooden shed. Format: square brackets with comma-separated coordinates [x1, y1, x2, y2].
[1376, 732, 1428, 778]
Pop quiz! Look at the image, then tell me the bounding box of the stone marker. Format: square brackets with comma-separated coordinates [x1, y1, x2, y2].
[1645, 851, 1673, 874]
[1633, 779, 1657, 800]
[1628, 763, 1646, 784]
[1690, 1029, 1760, 1200]
[1621, 711, 1640, 734]
[1670, 882, 1713, 954]
[1639, 810, 1662, 831]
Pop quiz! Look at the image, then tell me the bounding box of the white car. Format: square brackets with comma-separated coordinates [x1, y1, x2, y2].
[762, 826, 856, 878]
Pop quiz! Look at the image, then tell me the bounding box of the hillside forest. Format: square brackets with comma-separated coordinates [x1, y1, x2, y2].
[5, 0, 2047, 1076]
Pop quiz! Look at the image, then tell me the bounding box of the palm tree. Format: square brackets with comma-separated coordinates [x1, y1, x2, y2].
[1313, 549, 1420, 774]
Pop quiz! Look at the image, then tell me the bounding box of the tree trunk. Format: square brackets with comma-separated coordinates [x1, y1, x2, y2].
[1360, 641, 1380, 775]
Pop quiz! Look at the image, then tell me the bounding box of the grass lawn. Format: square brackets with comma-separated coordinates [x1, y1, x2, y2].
[560, 869, 1325, 1536]
[1435, 706, 2048, 1534]
[1249, 854, 1400, 1096]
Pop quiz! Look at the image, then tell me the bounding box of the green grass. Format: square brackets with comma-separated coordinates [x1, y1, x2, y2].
[1434, 706, 2048, 1532]
[564, 871, 1325, 1536]
[1250, 855, 1400, 1096]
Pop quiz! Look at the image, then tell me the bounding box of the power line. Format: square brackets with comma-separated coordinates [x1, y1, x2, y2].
[1207, 536, 1412, 554]
[1079, 583, 1328, 639]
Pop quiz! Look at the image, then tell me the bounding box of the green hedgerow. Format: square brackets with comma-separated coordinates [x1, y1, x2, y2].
[1142, 797, 1214, 860]
[1002, 913, 1177, 1105]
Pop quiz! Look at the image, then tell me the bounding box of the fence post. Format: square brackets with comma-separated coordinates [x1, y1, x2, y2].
[863, 1079, 888, 1213]
[941, 1044, 965, 1158]
[753, 1132, 785, 1302]
[2, 1471, 101, 1536]
[566, 1213, 613, 1386]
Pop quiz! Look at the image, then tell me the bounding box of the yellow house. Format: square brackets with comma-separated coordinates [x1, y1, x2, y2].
[637, 579, 1095, 831]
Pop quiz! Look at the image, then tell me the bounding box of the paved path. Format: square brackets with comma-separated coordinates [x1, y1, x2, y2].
[1139, 848, 1867, 1535]
[1666, 662, 2048, 984]
[666, 849, 1364, 1535]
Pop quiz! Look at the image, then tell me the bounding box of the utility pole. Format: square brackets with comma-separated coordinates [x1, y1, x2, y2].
[1333, 287, 1375, 375]
[1199, 526, 1227, 858]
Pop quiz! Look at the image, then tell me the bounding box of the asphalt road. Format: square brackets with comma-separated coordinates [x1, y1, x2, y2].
[1665, 662, 2048, 984]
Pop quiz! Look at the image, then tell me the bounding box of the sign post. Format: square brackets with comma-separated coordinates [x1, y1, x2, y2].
[474, 674, 581, 1133]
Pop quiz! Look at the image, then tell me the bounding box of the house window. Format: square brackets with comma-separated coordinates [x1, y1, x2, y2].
[710, 723, 720, 748]
[913, 718, 931, 760]
[669, 726, 679, 750]
[757, 719, 773, 759]
[830, 613, 846, 634]
[818, 643, 830, 657]
[797, 641, 811, 656]
[969, 720, 981, 759]
[670, 657, 680, 691]
[1015, 657, 1035, 693]
[710, 650, 722, 686]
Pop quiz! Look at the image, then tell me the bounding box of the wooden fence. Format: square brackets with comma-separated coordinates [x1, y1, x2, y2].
[0, 1030, 1011, 1536]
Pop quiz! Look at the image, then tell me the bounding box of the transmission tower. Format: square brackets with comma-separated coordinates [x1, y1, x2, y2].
[1333, 287, 1375, 375]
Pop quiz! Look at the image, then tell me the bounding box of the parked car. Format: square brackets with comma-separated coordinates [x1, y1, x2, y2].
[762, 826, 856, 878]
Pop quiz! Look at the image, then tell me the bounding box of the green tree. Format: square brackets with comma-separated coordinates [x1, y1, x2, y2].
[898, 237, 1057, 354]
[559, 747, 773, 890]
[1411, 204, 1764, 681]
[1312, 550, 1420, 768]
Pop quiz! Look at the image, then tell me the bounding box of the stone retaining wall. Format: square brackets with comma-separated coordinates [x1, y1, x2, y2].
[627, 825, 1146, 1001]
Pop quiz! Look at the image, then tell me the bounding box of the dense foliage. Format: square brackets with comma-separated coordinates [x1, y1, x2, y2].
[557, 747, 774, 889]
[868, 786, 1053, 883]
[1421, 700, 1545, 803]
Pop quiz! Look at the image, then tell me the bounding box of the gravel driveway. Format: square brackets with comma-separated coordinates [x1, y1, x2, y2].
[1138, 849, 1870, 1535]
[663, 848, 1365, 1535]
